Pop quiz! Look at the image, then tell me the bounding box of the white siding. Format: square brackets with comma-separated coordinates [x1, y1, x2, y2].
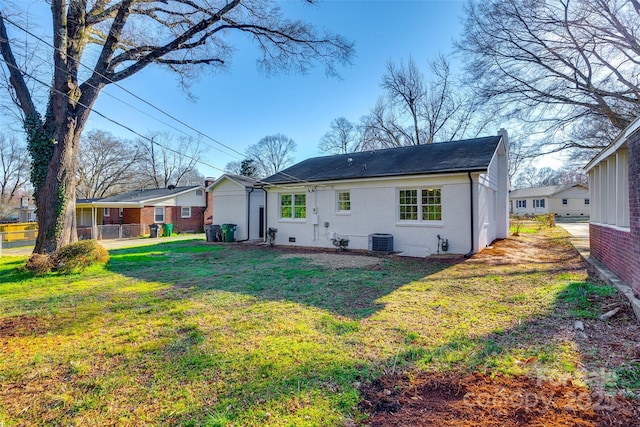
[211, 179, 265, 240]
[175, 189, 206, 207]
[548, 186, 590, 217]
[267, 174, 474, 255]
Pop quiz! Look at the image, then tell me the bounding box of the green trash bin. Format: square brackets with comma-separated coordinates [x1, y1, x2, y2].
[221, 223, 237, 242]
[162, 223, 173, 237]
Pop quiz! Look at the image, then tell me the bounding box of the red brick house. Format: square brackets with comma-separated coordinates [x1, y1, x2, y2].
[584, 116, 640, 299]
[76, 185, 208, 239]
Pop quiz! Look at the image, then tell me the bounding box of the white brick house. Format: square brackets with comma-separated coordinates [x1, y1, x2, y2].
[260, 131, 510, 257]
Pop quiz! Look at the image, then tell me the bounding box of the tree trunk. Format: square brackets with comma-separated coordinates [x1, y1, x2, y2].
[31, 117, 82, 254]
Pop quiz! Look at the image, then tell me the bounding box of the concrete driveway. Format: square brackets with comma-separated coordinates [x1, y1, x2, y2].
[557, 222, 589, 239]
[557, 222, 590, 254]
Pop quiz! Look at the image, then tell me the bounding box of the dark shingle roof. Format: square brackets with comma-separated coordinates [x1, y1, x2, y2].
[96, 186, 200, 203]
[262, 136, 502, 184]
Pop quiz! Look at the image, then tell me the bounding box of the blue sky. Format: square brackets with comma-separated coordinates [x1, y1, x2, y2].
[91, 0, 468, 177]
[7, 0, 469, 178]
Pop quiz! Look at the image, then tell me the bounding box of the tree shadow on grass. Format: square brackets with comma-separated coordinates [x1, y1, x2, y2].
[106, 240, 461, 319]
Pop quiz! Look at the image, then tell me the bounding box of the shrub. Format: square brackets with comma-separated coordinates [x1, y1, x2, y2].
[25, 254, 55, 275]
[54, 240, 109, 273]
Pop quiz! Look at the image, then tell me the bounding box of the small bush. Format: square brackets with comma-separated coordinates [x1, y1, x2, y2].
[25, 254, 55, 275]
[55, 240, 109, 273]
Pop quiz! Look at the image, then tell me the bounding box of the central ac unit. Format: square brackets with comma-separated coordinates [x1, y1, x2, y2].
[368, 233, 393, 253]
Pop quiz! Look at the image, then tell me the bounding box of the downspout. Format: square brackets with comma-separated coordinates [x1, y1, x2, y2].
[465, 172, 474, 258]
[262, 185, 267, 242]
[239, 187, 255, 242]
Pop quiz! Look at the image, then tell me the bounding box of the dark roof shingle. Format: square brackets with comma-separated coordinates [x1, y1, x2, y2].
[262, 136, 502, 184]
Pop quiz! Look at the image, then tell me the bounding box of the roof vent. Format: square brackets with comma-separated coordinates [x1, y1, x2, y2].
[167, 185, 176, 190]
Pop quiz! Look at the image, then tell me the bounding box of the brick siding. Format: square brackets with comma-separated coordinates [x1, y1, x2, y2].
[591, 128, 640, 297]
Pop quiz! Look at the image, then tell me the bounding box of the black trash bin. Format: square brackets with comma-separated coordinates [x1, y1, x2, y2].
[149, 223, 159, 238]
[205, 225, 214, 242]
[212, 225, 222, 242]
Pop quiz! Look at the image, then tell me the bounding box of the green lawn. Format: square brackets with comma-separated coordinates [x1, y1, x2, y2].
[0, 232, 632, 426]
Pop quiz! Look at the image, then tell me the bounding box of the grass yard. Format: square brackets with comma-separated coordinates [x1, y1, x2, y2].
[1, 229, 639, 426]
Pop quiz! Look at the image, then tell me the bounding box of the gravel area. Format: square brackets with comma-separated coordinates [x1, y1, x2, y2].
[278, 252, 383, 269]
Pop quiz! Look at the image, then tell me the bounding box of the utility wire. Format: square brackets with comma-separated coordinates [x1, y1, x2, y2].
[1, 13, 315, 186]
[1, 14, 246, 158]
[0, 57, 229, 176]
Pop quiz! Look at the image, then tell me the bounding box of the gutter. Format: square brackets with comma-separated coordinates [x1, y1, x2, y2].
[238, 187, 255, 242]
[465, 172, 474, 258]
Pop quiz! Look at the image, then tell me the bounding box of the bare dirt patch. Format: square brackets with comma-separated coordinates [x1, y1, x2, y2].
[361, 371, 640, 426]
[360, 231, 640, 426]
[0, 315, 49, 337]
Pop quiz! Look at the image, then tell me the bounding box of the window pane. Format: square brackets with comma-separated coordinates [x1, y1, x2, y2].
[421, 188, 442, 221]
[294, 194, 306, 219]
[280, 194, 292, 218]
[399, 190, 418, 220]
[154, 207, 164, 222]
[338, 191, 350, 211]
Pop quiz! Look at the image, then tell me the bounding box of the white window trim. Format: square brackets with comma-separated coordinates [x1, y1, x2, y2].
[103, 208, 110, 217]
[534, 199, 545, 208]
[516, 200, 526, 209]
[562, 198, 568, 205]
[278, 193, 307, 222]
[336, 191, 351, 214]
[397, 187, 443, 224]
[181, 206, 191, 218]
[118, 208, 124, 218]
[154, 206, 165, 223]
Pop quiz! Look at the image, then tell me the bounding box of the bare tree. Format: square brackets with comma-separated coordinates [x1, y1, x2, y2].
[0, 1, 353, 254]
[137, 133, 202, 188]
[0, 132, 30, 214]
[382, 57, 425, 145]
[360, 55, 489, 149]
[76, 130, 141, 199]
[224, 158, 258, 177]
[246, 134, 297, 177]
[458, 0, 640, 152]
[318, 117, 359, 154]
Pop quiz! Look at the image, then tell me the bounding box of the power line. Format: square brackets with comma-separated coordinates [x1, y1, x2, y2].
[0, 57, 229, 176]
[1, 14, 246, 159]
[0, 12, 315, 186]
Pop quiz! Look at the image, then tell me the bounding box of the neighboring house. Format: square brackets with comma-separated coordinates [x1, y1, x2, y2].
[206, 174, 265, 241]
[584, 116, 640, 298]
[510, 183, 590, 217]
[260, 131, 510, 256]
[76, 185, 207, 239]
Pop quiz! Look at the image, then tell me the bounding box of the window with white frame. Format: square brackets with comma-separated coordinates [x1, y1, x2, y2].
[103, 208, 110, 217]
[516, 200, 526, 208]
[562, 198, 568, 205]
[399, 188, 441, 222]
[280, 193, 306, 219]
[118, 208, 124, 218]
[337, 191, 351, 212]
[154, 207, 165, 222]
[584, 198, 590, 205]
[534, 199, 545, 208]
[181, 206, 191, 218]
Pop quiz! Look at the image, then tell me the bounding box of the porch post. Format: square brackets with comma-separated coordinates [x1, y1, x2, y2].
[92, 207, 97, 240]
